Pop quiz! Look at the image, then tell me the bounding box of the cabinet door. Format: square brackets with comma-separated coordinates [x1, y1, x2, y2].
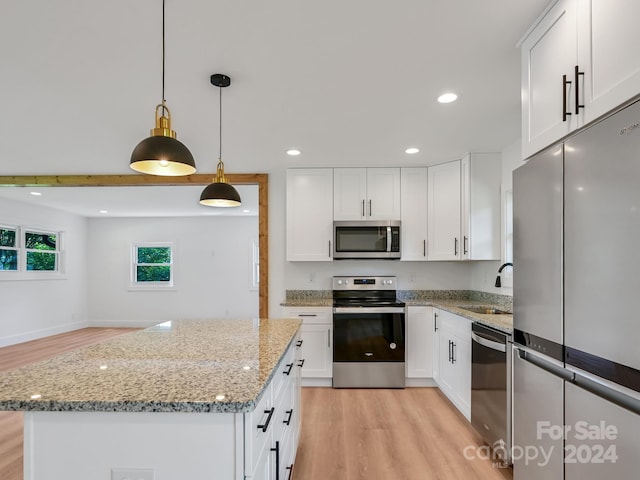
[333, 168, 367, 220]
[579, 0, 640, 125]
[437, 330, 456, 396]
[461, 153, 501, 260]
[406, 306, 433, 378]
[299, 324, 333, 378]
[521, 0, 579, 159]
[427, 160, 461, 260]
[432, 309, 441, 384]
[400, 167, 428, 261]
[451, 330, 471, 421]
[286, 169, 334, 261]
[366, 168, 401, 220]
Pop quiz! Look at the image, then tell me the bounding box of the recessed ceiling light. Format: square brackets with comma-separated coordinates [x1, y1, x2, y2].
[99, 210, 108, 214]
[242, 209, 250, 213]
[437, 93, 458, 104]
[405, 147, 420, 154]
[286, 149, 301, 156]
[30, 191, 42, 196]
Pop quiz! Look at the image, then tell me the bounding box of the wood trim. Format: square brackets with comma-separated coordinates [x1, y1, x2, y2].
[0, 174, 269, 318]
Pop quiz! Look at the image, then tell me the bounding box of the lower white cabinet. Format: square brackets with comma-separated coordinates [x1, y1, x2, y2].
[433, 308, 471, 420]
[406, 306, 434, 380]
[282, 307, 333, 382]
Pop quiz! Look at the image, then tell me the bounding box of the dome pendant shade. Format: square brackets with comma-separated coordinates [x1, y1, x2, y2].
[200, 73, 241, 208]
[130, 104, 196, 176]
[199, 182, 241, 207]
[199, 159, 241, 207]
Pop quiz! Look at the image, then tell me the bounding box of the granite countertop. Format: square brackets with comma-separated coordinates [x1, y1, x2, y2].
[0, 318, 301, 414]
[282, 289, 513, 334]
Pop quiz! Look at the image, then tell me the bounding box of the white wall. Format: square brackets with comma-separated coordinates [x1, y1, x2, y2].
[87, 216, 259, 326]
[0, 198, 89, 346]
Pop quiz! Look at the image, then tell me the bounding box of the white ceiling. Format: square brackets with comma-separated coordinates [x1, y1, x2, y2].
[0, 0, 549, 216]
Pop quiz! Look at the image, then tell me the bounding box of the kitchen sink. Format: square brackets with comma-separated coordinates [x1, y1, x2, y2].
[458, 306, 512, 315]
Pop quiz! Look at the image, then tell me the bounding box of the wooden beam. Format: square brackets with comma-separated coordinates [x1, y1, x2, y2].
[0, 174, 270, 318]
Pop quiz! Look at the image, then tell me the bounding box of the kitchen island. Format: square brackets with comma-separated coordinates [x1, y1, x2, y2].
[0, 318, 302, 480]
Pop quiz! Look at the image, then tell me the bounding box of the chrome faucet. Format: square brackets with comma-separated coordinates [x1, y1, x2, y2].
[495, 262, 513, 288]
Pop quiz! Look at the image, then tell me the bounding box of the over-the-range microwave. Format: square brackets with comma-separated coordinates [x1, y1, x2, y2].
[333, 220, 401, 259]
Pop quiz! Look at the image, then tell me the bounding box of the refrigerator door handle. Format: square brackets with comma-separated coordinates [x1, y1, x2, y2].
[571, 370, 640, 417]
[517, 346, 640, 416]
[515, 346, 574, 382]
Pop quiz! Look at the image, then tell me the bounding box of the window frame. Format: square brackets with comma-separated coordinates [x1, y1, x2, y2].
[130, 242, 175, 290]
[0, 225, 19, 272]
[0, 224, 65, 280]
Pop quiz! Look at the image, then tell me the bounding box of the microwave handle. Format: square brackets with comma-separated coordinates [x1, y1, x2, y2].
[387, 226, 392, 252]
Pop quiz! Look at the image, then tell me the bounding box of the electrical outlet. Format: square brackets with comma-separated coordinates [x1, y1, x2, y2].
[111, 468, 155, 480]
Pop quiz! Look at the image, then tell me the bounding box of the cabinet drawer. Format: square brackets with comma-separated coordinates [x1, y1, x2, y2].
[272, 344, 296, 402]
[245, 382, 273, 476]
[282, 307, 332, 324]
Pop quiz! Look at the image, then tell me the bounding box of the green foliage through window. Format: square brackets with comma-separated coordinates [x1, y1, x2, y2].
[0, 227, 18, 271]
[25, 230, 58, 271]
[133, 245, 173, 285]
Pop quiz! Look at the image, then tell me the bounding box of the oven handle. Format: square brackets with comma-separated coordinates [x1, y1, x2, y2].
[471, 332, 506, 352]
[333, 307, 405, 314]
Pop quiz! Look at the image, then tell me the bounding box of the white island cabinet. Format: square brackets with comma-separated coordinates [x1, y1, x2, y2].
[0, 319, 302, 480]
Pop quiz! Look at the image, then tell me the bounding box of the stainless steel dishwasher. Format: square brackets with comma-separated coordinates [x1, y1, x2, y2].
[471, 322, 512, 465]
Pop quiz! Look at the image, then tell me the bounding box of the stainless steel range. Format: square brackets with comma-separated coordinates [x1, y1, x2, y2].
[332, 276, 405, 388]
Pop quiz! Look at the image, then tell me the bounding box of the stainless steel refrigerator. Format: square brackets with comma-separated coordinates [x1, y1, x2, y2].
[512, 97, 640, 479]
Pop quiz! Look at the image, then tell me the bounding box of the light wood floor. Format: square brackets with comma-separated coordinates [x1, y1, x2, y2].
[294, 388, 513, 480]
[0, 328, 140, 480]
[0, 329, 512, 480]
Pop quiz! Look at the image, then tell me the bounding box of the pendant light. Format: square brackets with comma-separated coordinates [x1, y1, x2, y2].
[130, 0, 196, 176]
[199, 74, 242, 207]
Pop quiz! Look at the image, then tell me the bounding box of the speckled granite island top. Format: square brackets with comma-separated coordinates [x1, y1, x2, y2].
[0, 318, 301, 414]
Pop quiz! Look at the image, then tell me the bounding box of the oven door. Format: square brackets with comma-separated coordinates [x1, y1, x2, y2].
[332, 307, 405, 362]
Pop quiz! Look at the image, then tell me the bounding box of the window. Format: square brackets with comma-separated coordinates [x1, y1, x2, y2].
[25, 230, 58, 271]
[0, 225, 63, 278]
[132, 243, 173, 288]
[0, 226, 18, 271]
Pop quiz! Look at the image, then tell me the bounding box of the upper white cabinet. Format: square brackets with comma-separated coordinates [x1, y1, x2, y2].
[427, 160, 462, 261]
[521, 0, 640, 159]
[334, 168, 401, 220]
[461, 153, 501, 260]
[286, 168, 334, 261]
[427, 156, 501, 261]
[400, 167, 428, 261]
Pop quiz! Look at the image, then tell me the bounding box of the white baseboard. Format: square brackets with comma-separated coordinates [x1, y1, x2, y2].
[301, 378, 333, 387]
[405, 378, 437, 387]
[87, 320, 160, 328]
[0, 320, 89, 348]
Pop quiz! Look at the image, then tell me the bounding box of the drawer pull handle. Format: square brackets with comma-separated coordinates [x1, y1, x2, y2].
[283, 363, 294, 375]
[286, 465, 294, 480]
[296, 339, 303, 347]
[257, 407, 275, 432]
[271, 441, 280, 480]
[284, 409, 293, 425]
[297, 359, 305, 368]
